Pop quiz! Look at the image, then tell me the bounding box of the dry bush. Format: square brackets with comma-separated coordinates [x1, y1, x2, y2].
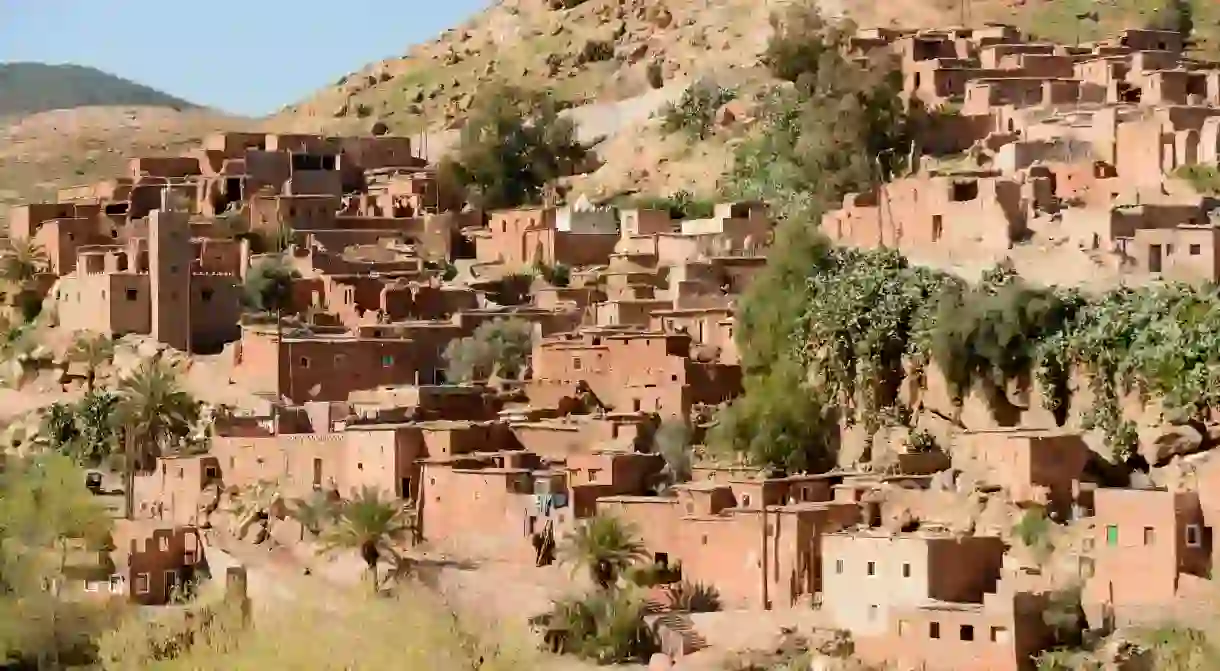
[100, 585, 537, 671]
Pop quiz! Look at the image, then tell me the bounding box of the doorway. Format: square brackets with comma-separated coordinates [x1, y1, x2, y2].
[1149, 244, 1163, 273]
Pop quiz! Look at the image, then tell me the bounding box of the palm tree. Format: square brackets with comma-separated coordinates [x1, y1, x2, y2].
[318, 486, 413, 593]
[66, 330, 115, 392]
[559, 515, 648, 590]
[114, 358, 200, 519]
[287, 489, 339, 537]
[0, 238, 48, 287]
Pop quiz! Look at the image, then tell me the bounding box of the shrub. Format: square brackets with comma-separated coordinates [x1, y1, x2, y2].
[646, 61, 664, 89]
[538, 588, 657, 663]
[632, 190, 715, 220]
[666, 581, 722, 613]
[661, 79, 736, 140]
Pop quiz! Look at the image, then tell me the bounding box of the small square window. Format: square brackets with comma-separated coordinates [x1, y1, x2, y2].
[1190, 244, 1202, 256]
[84, 581, 99, 593]
[573, 357, 582, 371]
[299, 356, 310, 368]
[1082, 537, 1094, 551]
[1144, 526, 1155, 546]
[990, 626, 1009, 643]
[1079, 557, 1095, 579]
[136, 573, 151, 595]
[902, 563, 911, 578]
[960, 624, 974, 641]
[201, 288, 213, 302]
[835, 559, 844, 574]
[897, 619, 908, 636]
[929, 622, 940, 639]
[108, 576, 122, 593]
[1186, 524, 1202, 547]
[866, 561, 876, 576]
[126, 289, 138, 301]
[382, 355, 394, 367]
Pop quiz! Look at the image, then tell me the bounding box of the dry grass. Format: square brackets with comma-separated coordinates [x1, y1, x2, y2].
[100, 584, 539, 671]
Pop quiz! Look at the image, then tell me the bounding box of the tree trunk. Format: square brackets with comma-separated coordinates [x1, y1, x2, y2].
[273, 307, 283, 432]
[362, 542, 380, 594]
[124, 427, 135, 520]
[85, 368, 95, 393]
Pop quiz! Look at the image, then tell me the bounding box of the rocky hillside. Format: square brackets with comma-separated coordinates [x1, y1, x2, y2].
[272, 0, 1212, 140]
[0, 63, 199, 118]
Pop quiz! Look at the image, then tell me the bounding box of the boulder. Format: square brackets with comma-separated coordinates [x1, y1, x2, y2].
[1138, 424, 1205, 465]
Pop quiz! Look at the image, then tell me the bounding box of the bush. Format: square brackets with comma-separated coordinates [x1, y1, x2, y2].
[632, 190, 715, 220]
[538, 588, 657, 664]
[661, 79, 736, 140]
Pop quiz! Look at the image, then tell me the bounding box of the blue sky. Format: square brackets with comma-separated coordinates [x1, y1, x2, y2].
[0, 0, 489, 116]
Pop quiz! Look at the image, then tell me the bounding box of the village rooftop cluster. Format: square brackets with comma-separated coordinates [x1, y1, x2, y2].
[8, 21, 1220, 671]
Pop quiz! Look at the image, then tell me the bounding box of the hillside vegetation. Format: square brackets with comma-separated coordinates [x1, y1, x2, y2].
[0, 63, 198, 118]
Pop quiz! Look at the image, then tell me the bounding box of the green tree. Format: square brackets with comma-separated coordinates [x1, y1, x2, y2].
[443, 317, 535, 382]
[733, 3, 909, 219]
[708, 361, 838, 473]
[318, 486, 414, 593]
[243, 255, 299, 412]
[438, 83, 587, 210]
[115, 358, 200, 519]
[0, 453, 119, 668]
[67, 330, 115, 392]
[559, 515, 647, 590]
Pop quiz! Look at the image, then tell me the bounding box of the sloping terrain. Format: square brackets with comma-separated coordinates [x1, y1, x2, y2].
[2, 0, 1211, 219]
[272, 0, 1213, 140]
[0, 106, 254, 216]
[0, 62, 199, 118]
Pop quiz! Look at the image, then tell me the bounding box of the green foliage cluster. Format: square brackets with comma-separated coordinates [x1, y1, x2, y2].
[439, 84, 588, 211]
[541, 515, 658, 663]
[542, 589, 656, 663]
[533, 260, 571, 288]
[41, 390, 122, 467]
[0, 63, 196, 118]
[794, 247, 955, 435]
[661, 79, 736, 140]
[0, 453, 122, 668]
[733, 2, 911, 221]
[1174, 164, 1220, 195]
[242, 255, 299, 315]
[443, 317, 535, 382]
[631, 189, 716, 220]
